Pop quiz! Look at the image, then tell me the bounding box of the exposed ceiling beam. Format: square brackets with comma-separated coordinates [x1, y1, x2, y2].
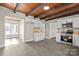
[0, 3, 25, 14]
[0, 3, 15, 10]
[46, 11, 79, 21]
[40, 3, 79, 19]
[38, 3, 69, 18]
[34, 3, 63, 18]
[44, 7, 79, 20]
[45, 7, 79, 21]
[27, 3, 45, 16]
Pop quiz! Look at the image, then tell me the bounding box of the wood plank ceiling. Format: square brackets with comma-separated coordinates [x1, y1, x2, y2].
[0, 3, 79, 21]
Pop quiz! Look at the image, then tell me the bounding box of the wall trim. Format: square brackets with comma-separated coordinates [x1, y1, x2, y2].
[23, 39, 33, 43]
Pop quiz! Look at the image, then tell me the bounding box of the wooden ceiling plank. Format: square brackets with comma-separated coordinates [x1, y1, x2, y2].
[17, 3, 39, 14]
[44, 7, 79, 20]
[45, 7, 79, 21]
[40, 3, 79, 19]
[38, 3, 69, 18]
[0, 3, 15, 10]
[28, 3, 45, 16]
[34, 3, 62, 18]
[46, 11, 79, 21]
[0, 3, 26, 14]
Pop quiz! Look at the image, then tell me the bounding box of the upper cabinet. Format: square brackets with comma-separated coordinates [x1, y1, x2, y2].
[66, 18, 73, 23]
[57, 20, 62, 28]
[73, 17, 79, 28]
[57, 19, 66, 28]
[57, 17, 74, 29]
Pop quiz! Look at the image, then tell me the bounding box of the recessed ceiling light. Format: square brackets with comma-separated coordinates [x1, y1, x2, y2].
[43, 6, 50, 10]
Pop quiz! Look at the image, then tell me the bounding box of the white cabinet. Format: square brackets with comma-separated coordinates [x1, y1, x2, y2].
[56, 33, 61, 42]
[67, 19, 72, 23]
[33, 21, 45, 42]
[56, 19, 66, 42]
[73, 17, 79, 47]
[33, 24, 45, 42]
[56, 16, 79, 47]
[73, 17, 79, 28]
[73, 35, 79, 47]
[73, 29, 79, 47]
[57, 19, 66, 28]
[34, 33, 44, 42]
[33, 33, 41, 42]
[57, 20, 62, 28]
[61, 19, 67, 24]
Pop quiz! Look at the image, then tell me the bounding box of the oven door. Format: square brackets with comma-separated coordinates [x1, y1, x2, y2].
[61, 35, 72, 43]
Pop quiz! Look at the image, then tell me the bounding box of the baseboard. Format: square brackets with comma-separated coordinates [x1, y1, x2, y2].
[23, 39, 33, 43]
[34, 39, 45, 42]
[45, 36, 50, 39]
[50, 37, 56, 39]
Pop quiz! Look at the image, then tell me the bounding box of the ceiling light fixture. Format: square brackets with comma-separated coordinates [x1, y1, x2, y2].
[43, 6, 50, 10]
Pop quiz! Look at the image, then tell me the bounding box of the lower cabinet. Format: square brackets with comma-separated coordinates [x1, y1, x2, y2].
[33, 33, 44, 42]
[56, 33, 61, 42]
[73, 35, 79, 47]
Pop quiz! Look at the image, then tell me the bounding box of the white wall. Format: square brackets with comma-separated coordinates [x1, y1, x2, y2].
[0, 9, 5, 47]
[0, 6, 25, 47]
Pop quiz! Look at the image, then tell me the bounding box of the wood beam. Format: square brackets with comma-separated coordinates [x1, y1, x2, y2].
[38, 4, 69, 19]
[46, 11, 79, 21]
[45, 7, 79, 21]
[44, 7, 79, 20]
[40, 3, 79, 19]
[27, 3, 45, 16]
[0, 3, 25, 14]
[34, 3, 62, 18]
[0, 3, 15, 10]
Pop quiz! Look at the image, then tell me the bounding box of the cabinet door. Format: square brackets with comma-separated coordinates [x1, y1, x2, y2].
[66, 19, 73, 23]
[73, 18, 79, 28]
[73, 35, 79, 47]
[56, 33, 61, 42]
[57, 19, 66, 28]
[33, 33, 41, 42]
[57, 20, 62, 28]
[34, 32, 45, 42]
[61, 19, 67, 24]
